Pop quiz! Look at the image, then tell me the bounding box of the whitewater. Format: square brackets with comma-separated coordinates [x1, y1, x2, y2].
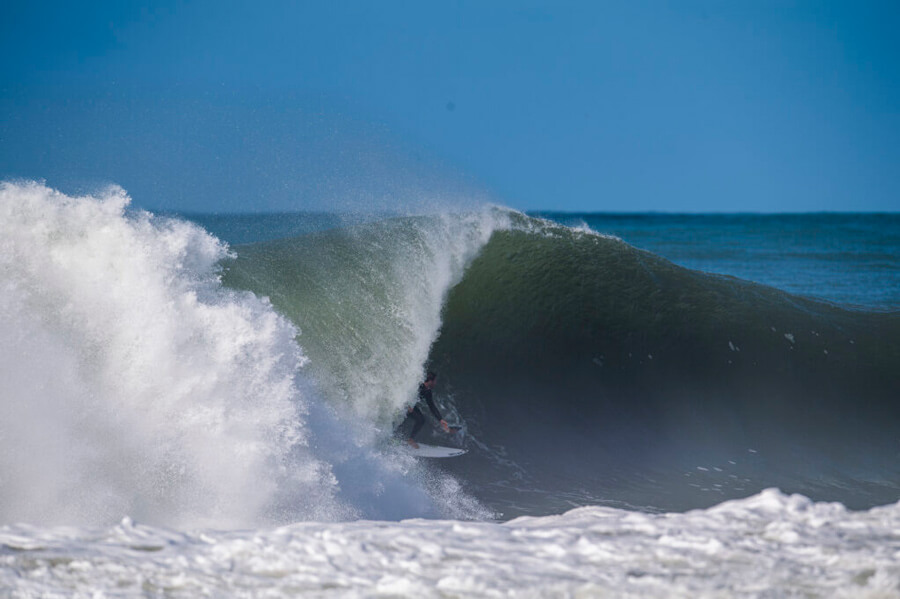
[2, 181, 899, 597]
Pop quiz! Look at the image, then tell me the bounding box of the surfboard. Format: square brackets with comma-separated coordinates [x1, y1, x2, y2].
[405, 443, 467, 458]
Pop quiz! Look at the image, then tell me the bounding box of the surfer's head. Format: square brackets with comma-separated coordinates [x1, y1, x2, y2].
[424, 371, 437, 388]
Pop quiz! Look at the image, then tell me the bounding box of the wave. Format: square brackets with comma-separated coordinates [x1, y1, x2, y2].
[6, 181, 897, 525]
[224, 211, 900, 515]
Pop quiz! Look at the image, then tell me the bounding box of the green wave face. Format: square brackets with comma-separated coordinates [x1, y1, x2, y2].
[430, 221, 900, 513]
[437, 223, 900, 388]
[222, 210, 509, 434]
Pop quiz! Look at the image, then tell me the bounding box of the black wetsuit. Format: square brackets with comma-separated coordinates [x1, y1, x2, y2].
[405, 383, 442, 440]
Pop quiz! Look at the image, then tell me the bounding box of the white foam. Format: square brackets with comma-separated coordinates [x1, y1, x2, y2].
[1, 489, 896, 597]
[0, 182, 346, 527]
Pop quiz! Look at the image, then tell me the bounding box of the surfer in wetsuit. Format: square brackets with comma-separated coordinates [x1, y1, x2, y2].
[403, 371, 450, 448]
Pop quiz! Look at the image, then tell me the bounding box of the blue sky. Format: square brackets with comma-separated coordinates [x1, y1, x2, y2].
[1, 1, 898, 212]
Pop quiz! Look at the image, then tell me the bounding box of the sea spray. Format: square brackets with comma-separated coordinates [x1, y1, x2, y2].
[0, 181, 497, 527]
[0, 182, 345, 527]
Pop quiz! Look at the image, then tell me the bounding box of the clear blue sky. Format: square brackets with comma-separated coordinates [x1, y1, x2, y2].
[2, 1, 898, 212]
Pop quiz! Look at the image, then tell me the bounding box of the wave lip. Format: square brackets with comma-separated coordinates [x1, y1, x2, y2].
[222, 207, 511, 431]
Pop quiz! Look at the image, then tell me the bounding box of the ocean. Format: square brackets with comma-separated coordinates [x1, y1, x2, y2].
[2, 181, 899, 597]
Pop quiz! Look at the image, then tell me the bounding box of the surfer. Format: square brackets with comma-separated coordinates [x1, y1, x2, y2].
[402, 371, 450, 449]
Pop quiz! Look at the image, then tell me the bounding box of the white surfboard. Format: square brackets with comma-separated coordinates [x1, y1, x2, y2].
[405, 443, 467, 458]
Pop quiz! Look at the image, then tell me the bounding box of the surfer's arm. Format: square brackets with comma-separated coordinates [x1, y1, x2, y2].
[424, 396, 450, 431]
[431, 406, 450, 432]
[419, 386, 450, 431]
[425, 396, 442, 421]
